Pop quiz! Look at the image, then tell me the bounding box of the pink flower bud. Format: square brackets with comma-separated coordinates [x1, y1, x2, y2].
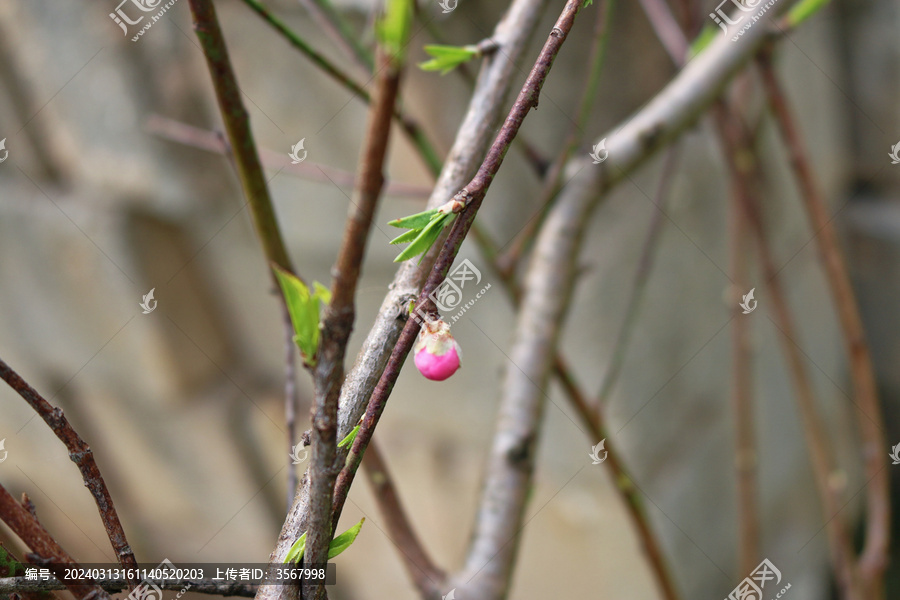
[413, 319, 462, 381]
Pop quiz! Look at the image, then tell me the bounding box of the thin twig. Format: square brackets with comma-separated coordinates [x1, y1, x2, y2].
[284, 303, 300, 513]
[362, 441, 446, 597]
[594, 146, 677, 409]
[188, 0, 294, 274]
[0, 578, 257, 597]
[725, 124, 760, 576]
[496, 0, 616, 274]
[296, 0, 373, 74]
[237, 0, 443, 174]
[757, 48, 890, 598]
[0, 358, 137, 584]
[145, 115, 431, 199]
[712, 100, 861, 598]
[303, 41, 404, 599]
[0, 485, 111, 600]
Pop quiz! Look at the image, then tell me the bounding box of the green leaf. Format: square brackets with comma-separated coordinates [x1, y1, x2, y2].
[327, 518, 365, 559]
[786, 0, 830, 27]
[419, 45, 480, 75]
[583, 0, 593, 6]
[389, 228, 422, 245]
[312, 281, 332, 305]
[338, 425, 360, 449]
[377, 0, 413, 64]
[284, 531, 307, 564]
[273, 267, 328, 367]
[393, 213, 455, 263]
[687, 25, 717, 59]
[282, 518, 365, 564]
[388, 208, 440, 229]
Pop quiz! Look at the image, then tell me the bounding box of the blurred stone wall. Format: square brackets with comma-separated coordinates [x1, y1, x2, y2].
[0, 0, 897, 599]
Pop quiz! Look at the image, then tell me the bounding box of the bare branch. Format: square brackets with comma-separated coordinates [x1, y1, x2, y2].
[757, 49, 890, 597]
[187, 0, 294, 274]
[0, 485, 111, 600]
[0, 358, 137, 583]
[145, 116, 431, 199]
[303, 44, 404, 598]
[362, 441, 446, 597]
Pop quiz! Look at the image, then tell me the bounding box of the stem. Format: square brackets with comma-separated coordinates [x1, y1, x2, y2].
[303, 47, 403, 599]
[284, 304, 300, 512]
[711, 100, 861, 598]
[0, 359, 137, 586]
[726, 132, 760, 577]
[758, 48, 890, 597]
[188, 0, 294, 274]
[362, 441, 446, 596]
[0, 484, 111, 600]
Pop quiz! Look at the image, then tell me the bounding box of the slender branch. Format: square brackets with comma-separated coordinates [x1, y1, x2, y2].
[237, 0, 443, 175]
[362, 441, 446, 597]
[145, 115, 431, 199]
[497, 0, 616, 273]
[757, 48, 890, 597]
[726, 130, 760, 576]
[554, 356, 681, 600]
[0, 485, 111, 600]
[188, 0, 294, 274]
[0, 578, 257, 597]
[712, 100, 861, 598]
[303, 46, 403, 599]
[284, 304, 300, 513]
[595, 146, 676, 408]
[296, 0, 373, 74]
[0, 358, 137, 582]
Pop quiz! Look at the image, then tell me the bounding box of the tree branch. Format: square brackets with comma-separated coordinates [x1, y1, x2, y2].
[362, 441, 446, 597]
[0, 358, 137, 584]
[757, 48, 890, 597]
[187, 0, 294, 274]
[0, 485, 111, 600]
[303, 45, 404, 599]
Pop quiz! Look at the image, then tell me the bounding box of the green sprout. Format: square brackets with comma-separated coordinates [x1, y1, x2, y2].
[273, 267, 332, 367]
[388, 207, 457, 263]
[284, 518, 366, 564]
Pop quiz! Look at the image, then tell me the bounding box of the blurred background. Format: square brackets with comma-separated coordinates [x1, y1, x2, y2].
[0, 0, 899, 598]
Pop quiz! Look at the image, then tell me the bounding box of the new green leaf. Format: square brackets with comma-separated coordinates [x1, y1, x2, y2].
[419, 45, 480, 75]
[393, 212, 455, 263]
[338, 425, 360, 449]
[377, 0, 413, 64]
[388, 208, 439, 230]
[328, 518, 365, 559]
[273, 267, 331, 367]
[283, 519, 365, 564]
